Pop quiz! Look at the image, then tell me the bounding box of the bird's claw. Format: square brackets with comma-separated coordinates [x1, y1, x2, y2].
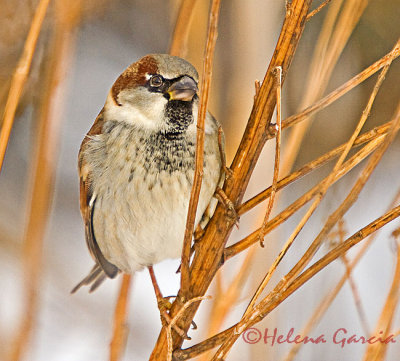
[215, 187, 239, 227]
[157, 296, 191, 340]
[194, 224, 205, 242]
[223, 166, 234, 180]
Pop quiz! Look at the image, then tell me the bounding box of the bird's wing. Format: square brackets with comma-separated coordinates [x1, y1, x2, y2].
[78, 110, 119, 280]
[199, 112, 226, 229]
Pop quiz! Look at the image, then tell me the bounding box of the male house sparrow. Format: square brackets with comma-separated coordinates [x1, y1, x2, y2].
[72, 54, 224, 299]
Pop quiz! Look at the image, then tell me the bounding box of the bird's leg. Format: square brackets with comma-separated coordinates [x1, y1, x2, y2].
[215, 186, 239, 227]
[148, 266, 190, 339]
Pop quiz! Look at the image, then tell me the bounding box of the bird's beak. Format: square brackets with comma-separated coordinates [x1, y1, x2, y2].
[167, 76, 198, 101]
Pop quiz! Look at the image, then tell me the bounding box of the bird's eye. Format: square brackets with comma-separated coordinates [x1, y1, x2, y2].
[150, 75, 163, 87]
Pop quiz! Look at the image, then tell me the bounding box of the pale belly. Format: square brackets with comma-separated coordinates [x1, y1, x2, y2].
[92, 161, 218, 273]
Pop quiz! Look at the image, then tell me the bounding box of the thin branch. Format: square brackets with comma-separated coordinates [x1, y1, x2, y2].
[225, 134, 385, 261]
[174, 203, 400, 361]
[211, 203, 400, 360]
[214, 101, 400, 356]
[306, 0, 333, 21]
[109, 275, 132, 361]
[180, 0, 221, 298]
[280, 0, 350, 176]
[174, 326, 235, 361]
[258, 66, 283, 246]
[328, 220, 370, 334]
[237, 121, 391, 217]
[245, 101, 400, 338]
[169, 0, 198, 57]
[0, 0, 51, 172]
[202, 246, 256, 356]
[280, 39, 400, 134]
[245, 67, 283, 314]
[7, 5, 76, 360]
[284, 189, 400, 361]
[340, 253, 370, 335]
[362, 246, 400, 361]
[276, 101, 400, 297]
[236, 59, 392, 313]
[285, 205, 400, 308]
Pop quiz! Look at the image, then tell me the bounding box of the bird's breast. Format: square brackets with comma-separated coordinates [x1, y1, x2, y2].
[89, 121, 220, 273]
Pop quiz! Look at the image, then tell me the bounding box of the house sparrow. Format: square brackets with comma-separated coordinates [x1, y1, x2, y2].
[72, 54, 224, 294]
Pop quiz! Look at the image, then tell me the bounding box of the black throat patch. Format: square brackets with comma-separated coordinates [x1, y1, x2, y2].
[163, 99, 195, 135]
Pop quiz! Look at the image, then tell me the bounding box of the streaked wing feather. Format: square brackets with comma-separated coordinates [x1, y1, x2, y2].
[78, 110, 119, 282]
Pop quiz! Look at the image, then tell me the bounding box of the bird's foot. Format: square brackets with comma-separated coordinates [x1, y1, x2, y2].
[158, 296, 197, 332]
[157, 297, 191, 339]
[194, 224, 205, 242]
[223, 165, 234, 180]
[215, 187, 239, 227]
[148, 266, 190, 339]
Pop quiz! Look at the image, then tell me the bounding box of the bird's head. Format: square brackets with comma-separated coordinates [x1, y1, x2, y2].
[104, 54, 199, 134]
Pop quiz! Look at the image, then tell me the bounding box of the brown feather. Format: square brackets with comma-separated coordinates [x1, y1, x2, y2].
[77, 110, 119, 285]
[111, 55, 158, 105]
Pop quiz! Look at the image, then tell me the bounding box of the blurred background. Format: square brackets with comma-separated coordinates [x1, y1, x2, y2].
[1, 0, 400, 360]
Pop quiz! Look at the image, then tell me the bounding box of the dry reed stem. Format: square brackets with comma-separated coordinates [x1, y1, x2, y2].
[184, 191, 400, 361]
[203, 69, 384, 352]
[234, 59, 392, 307]
[225, 134, 385, 260]
[329, 220, 370, 334]
[258, 101, 400, 327]
[7, 4, 76, 360]
[212, 202, 400, 358]
[169, 0, 198, 57]
[109, 274, 132, 361]
[276, 101, 400, 295]
[284, 189, 400, 361]
[150, 1, 312, 358]
[237, 121, 391, 216]
[281, 40, 400, 133]
[257, 67, 283, 246]
[202, 45, 394, 348]
[0, 0, 51, 172]
[244, 67, 283, 314]
[201, 246, 256, 359]
[341, 252, 370, 335]
[252, 101, 400, 329]
[208, 204, 400, 361]
[362, 246, 400, 361]
[280, 0, 344, 175]
[306, 0, 333, 21]
[173, 196, 400, 361]
[202, 65, 282, 341]
[281, 0, 367, 177]
[180, 0, 221, 297]
[244, 63, 387, 314]
[279, 205, 400, 317]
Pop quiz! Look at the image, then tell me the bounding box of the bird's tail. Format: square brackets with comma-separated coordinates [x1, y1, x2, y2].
[71, 264, 110, 293]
